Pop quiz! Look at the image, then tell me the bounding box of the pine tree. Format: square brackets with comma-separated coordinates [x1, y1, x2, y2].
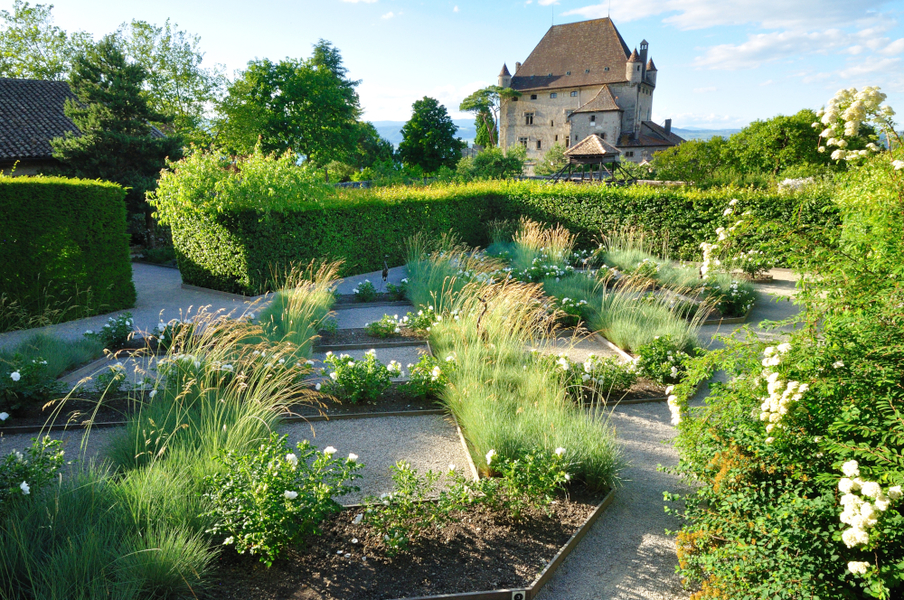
[51, 35, 182, 242]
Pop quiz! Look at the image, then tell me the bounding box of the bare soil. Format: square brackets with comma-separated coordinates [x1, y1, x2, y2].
[207, 489, 603, 600]
[316, 327, 423, 348]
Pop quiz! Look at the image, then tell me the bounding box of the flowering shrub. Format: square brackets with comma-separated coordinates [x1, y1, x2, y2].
[551, 296, 589, 327]
[352, 280, 378, 302]
[203, 433, 361, 567]
[509, 255, 576, 282]
[404, 353, 454, 398]
[84, 312, 134, 350]
[0, 356, 60, 412]
[404, 305, 440, 334]
[542, 352, 637, 400]
[635, 336, 691, 385]
[814, 86, 892, 162]
[152, 318, 194, 352]
[0, 436, 64, 508]
[364, 314, 405, 338]
[320, 350, 401, 403]
[385, 278, 408, 301]
[702, 278, 756, 317]
[479, 448, 571, 520]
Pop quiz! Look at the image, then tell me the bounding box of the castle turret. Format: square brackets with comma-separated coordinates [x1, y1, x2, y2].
[639, 40, 649, 78]
[498, 63, 512, 88]
[646, 58, 657, 86]
[626, 48, 642, 84]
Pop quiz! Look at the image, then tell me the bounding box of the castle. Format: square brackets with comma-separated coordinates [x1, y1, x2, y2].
[497, 17, 682, 166]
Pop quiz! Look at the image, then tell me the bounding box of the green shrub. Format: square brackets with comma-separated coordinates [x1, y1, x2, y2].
[0, 437, 64, 508]
[319, 350, 401, 403]
[404, 353, 454, 399]
[0, 175, 135, 332]
[635, 335, 692, 385]
[0, 355, 62, 412]
[543, 352, 638, 400]
[352, 279, 378, 302]
[203, 433, 361, 567]
[365, 314, 404, 338]
[84, 312, 135, 350]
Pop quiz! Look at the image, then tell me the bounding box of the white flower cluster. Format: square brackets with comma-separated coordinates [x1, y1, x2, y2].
[666, 385, 681, 426]
[758, 343, 808, 443]
[777, 177, 816, 193]
[837, 459, 903, 553]
[352, 279, 373, 295]
[814, 86, 893, 162]
[700, 242, 721, 278]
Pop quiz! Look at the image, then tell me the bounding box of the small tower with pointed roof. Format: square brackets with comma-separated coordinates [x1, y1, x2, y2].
[498, 64, 512, 89]
[646, 59, 657, 86]
[626, 48, 642, 84]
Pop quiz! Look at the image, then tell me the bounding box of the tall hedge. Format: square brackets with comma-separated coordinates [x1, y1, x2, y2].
[0, 176, 135, 325]
[152, 151, 836, 294]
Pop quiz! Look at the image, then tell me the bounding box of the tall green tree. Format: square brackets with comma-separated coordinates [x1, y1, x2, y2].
[51, 36, 182, 242]
[0, 0, 91, 79]
[726, 109, 835, 175]
[460, 85, 521, 148]
[215, 40, 361, 166]
[399, 96, 463, 173]
[115, 19, 225, 145]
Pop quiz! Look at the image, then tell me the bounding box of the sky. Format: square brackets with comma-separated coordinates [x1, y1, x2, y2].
[14, 0, 904, 129]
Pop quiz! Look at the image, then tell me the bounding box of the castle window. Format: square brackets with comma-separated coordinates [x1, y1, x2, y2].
[584, 69, 590, 73]
[555, 134, 558, 141]
[524, 113, 534, 125]
[518, 137, 528, 148]
[547, 73, 553, 76]
[604, 67, 610, 72]
[536, 140, 542, 150]
[601, 132, 606, 139]
[550, 120, 554, 127]
[590, 115, 596, 122]
[570, 91, 578, 97]
[550, 92, 557, 98]
[565, 136, 570, 147]
[625, 151, 635, 157]
[566, 71, 571, 75]
[530, 94, 537, 100]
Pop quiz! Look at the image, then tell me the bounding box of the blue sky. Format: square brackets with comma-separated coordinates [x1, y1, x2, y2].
[20, 0, 904, 129]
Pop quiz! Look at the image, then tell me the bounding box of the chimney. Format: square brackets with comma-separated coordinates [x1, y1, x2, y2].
[515, 61, 521, 72]
[664, 119, 672, 135]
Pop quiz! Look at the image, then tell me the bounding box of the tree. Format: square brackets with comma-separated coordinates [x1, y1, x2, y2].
[459, 86, 521, 148]
[215, 40, 361, 166]
[51, 36, 182, 242]
[726, 109, 836, 175]
[0, 1, 91, 79]
[534, 142, 567, 176]
[115, 19, 225, 145]
[399, 97, 463, 173]
[457, 146, 524, 180]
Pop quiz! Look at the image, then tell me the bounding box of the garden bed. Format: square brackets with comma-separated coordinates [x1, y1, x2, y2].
[316, 327, 423, 350]
[288, 385, 442, 420]
[209, 487, 608, 600]
[334, 294, 410, 306]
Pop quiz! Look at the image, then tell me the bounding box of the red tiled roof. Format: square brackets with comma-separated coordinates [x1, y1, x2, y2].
[564, 133, 621, 158]
[510, 18, 632, 92]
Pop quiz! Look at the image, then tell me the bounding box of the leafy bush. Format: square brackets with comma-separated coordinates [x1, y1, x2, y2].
[352, 279, 378, 302]
[702, 276, 756, 317]
[203, 433, 361, 567]
[0, 355, 61, 412]
[385, 278, 409, 301]
[544, 352, 638, 400]
[0, 176, 135, 332]
[84, 312, 134, 350]
[320, 350, 401, 403]
[404, 353, 454, 399]
[365, 314, 405, 338]
[0, 437, 64, 508]
[635, 336, 692, 385]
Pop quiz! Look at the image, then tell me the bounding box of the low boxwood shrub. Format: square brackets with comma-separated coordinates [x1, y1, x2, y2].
[0, 176, 135, 331]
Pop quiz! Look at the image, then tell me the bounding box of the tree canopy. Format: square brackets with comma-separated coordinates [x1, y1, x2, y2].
[51, 36, 182, 239]
[0, 0, 91, 80]
[215, 40, 361, 166]
[399, 96, 463, 173]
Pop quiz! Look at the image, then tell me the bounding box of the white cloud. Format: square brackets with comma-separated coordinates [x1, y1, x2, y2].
[564, 0, 893, 31]
[454, 5, 459, 12]
[381, 11, 394, 19]
[881, 38, 904, 55]
[538, 0, 559, 5]
[838, 57, 902, 77]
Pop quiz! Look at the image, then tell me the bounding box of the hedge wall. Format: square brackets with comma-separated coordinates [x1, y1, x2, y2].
[160, 175, 834, 294]
[0, 176, 135, 325]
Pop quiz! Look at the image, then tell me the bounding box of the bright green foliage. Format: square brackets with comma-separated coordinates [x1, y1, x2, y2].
[352, 279, 378, 302]
[83, 312, 135, 350]
[541, 352, 638, 400]
[115, 19, 226, 145]
[364, 314, 403, 338]
[669, 151, 904, 599]
[534, 142, 568, 176]
[635, 335, 692, 385]
[215, 40, 361, 166]
[319, 350, 400, 403]
[203, 433, 361, 567]
[0, 1, 91, 80]
[404, 353, 453, 399]
[399, 96, 464, 173]
[0, 176, 135, 332]
[474, 109, 496, 147]
[456, 146, 524, 180]
[0, 354, 62, 412]
[0, 437, 63, 508]
[51, 36, 183, 234]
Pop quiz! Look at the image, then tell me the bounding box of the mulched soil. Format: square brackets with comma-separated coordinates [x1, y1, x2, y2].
[207, 488, 604, 600]
[333, 294, 409, 306]
[316, 327, 423, 348]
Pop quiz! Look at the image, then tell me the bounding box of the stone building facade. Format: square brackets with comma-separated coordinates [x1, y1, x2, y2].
[497, 17, 682, 166]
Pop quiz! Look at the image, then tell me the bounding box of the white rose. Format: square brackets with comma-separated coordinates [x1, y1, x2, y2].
[284, 490, 298, 500]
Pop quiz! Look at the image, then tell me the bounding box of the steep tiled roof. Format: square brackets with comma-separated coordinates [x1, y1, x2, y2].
[627, 48, 641, 63]
[618, 121, 685, 148]
[499, 63, 511, 77]
[510, 18, 632, 92]
[0, 78, 80, 161]
[646, 58, 657, 72]
[570, 85, 622, 115]
[564, 133, 621, 158]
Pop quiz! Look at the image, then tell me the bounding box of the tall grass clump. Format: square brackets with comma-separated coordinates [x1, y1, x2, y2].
[253, 261, 340, 356]
[408, 249, 621, 491]
[0, 333, 104, 379]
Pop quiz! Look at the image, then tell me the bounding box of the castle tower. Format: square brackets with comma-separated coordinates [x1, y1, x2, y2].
[626, 48, 642, 84]
[639, 40, 649, 78]
[646, 58, 657, 86]
[498, 64, 512, 89]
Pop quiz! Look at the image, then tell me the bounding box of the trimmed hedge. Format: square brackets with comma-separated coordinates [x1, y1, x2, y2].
[0, 176, 135, 326]
[155, 156, 835, 294]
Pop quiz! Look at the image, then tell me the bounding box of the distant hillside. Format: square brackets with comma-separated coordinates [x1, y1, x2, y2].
[671, 127, 741, 141]
[371, 119, 478, 147]
[369, 121, 738, 146]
